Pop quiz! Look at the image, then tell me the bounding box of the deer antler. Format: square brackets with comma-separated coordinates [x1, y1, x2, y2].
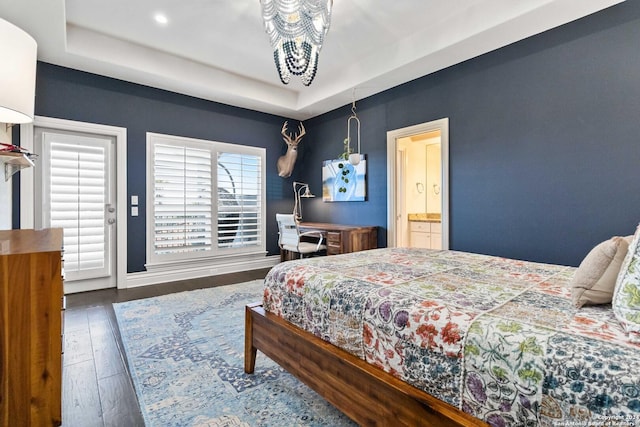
[294, 123, 306, 143]
[281, 121, 306, 145]
[281, 121, 293, 144]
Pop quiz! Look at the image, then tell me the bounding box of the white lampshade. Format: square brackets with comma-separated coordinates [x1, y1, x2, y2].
[0, 18, 37, 124]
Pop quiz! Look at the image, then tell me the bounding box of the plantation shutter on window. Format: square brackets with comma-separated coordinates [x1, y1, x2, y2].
[48, 141, 107, 274]
[217, 152, 262, 248]
[153, 144, 213, 255]
[148, 133, 265, 266]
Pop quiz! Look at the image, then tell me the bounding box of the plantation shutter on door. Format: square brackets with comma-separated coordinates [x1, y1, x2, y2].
[152, 144, 213, 256]
[217, 152, 262, 248]
[48, 140, 108, 278]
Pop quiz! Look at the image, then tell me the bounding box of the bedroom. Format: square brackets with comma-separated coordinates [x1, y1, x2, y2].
[1, 0, 640, 425]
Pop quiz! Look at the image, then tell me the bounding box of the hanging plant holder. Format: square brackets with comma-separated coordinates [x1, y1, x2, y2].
[347, 113, 361, 165]
[346, 92, 362, 165]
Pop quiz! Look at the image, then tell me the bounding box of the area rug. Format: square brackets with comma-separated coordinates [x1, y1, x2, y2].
[113, 280, 354, 427]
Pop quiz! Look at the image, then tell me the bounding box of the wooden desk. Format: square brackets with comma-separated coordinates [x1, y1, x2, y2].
[281, 222, 377, 261]
[297, 222, 377, 256]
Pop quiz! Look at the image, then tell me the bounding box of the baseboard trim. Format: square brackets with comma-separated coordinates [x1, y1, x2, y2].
[65, 280, 116, 294]
[124, 255, 280, 289]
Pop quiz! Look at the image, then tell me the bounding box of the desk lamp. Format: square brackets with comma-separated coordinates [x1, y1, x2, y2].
[293, 181, 315, 222]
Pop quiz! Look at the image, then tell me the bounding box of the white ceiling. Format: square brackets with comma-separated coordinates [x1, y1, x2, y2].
[0, 0, 624, 120]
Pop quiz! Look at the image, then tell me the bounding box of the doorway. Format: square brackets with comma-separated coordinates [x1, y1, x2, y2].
[21, 117, 128, 293]
[386, 118, 449, 249]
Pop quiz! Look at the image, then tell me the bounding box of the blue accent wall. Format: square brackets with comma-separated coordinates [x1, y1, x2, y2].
[30, 63, 299, 272]
[299, 1, 640, 266]
[18, 1, 640, 271]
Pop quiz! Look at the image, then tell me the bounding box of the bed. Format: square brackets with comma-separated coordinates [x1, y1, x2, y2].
[244, 247, 640, 426]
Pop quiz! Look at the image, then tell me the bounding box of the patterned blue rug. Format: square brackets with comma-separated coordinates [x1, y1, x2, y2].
[113, 280, 354, 427]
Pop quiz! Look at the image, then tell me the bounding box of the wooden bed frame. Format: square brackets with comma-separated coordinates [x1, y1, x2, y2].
[245, 303, 488, 426]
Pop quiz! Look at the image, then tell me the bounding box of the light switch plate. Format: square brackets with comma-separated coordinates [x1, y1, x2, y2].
[131, 195, 139, 205]
[131, 206, 139, 217]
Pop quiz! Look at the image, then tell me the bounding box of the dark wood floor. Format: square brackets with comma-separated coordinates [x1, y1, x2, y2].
[62, 268, 271, 427]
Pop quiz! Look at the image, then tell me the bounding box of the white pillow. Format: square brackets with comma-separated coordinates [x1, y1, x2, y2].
[613, 225, 640, 343]
[570, 237, 629, 308]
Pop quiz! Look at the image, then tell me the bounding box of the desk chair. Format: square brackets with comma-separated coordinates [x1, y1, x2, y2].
[276, 214, 326, 259]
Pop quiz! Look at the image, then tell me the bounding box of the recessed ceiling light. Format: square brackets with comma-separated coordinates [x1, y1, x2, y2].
[154, 13, 168, 25]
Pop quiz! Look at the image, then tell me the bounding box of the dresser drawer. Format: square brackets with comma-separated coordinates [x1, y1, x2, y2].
[410, 221, 430, 232]
[430, 222, 442, 233]
[324, 232, 340, 255]
[326, 231, 341, 244]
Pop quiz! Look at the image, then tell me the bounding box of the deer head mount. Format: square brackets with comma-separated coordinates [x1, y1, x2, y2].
[277, 121, 306, 178]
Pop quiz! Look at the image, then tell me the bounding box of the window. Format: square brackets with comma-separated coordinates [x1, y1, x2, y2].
[146, 133, 266, 267]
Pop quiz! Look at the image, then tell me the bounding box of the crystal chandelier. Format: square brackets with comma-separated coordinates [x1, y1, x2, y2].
[260, 0, 333, 86]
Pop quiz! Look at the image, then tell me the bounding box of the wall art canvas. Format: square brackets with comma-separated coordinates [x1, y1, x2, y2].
[322, 155, 366, 202]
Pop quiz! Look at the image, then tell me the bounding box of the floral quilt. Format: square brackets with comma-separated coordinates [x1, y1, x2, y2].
[263, 248, 640, 426]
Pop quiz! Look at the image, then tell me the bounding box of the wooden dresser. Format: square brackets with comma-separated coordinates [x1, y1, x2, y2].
[0, 229, 64, 426]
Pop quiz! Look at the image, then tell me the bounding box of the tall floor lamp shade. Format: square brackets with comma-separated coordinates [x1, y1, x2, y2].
[0, 18, 37, 124]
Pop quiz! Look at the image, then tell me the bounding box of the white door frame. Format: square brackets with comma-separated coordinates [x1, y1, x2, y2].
[20, 116, 128, 290]
[386, 118, 449, 249]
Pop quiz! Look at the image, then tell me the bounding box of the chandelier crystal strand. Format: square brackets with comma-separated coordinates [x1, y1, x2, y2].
[260, 0, 332, 86]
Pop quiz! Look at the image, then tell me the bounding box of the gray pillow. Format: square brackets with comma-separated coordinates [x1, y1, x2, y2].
[570, 236, 630, 308]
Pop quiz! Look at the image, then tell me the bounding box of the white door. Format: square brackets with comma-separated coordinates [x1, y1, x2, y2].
[38, 130, 117, 293]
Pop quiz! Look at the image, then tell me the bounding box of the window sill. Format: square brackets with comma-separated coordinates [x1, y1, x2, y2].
[125, 250, 277, 289]
[145, 250, 268, 274]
